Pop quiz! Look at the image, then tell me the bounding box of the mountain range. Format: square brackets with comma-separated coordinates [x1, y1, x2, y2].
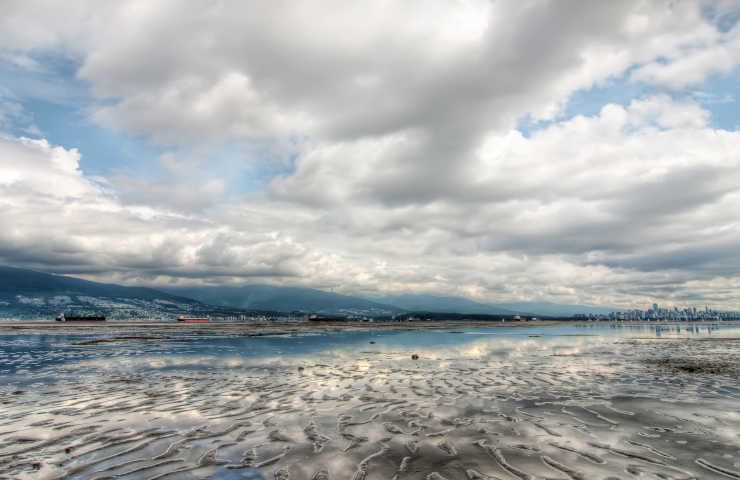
[0, 265, 206, 319]
[163, 285, 401, 316]
[0, 265, 614, 319]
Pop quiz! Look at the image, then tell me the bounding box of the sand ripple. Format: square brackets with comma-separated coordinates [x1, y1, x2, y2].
[0, 327, 738, 479]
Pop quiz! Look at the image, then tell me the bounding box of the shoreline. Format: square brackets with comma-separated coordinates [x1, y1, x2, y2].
[0, 318, 735, 334]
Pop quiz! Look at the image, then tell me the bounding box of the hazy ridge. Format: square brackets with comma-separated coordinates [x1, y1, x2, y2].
[0, 266, 614, 318]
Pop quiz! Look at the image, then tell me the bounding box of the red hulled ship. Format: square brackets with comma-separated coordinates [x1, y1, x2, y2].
[177, 315, 210, 323]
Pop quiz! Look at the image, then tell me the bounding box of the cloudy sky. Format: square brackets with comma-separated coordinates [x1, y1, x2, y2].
[1, 0, 739, 309]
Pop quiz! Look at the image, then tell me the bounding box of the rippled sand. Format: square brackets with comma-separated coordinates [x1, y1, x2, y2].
[0, 325, 738, 479]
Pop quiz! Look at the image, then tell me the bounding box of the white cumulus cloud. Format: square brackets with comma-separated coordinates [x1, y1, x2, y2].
[0, 1, 738, 308]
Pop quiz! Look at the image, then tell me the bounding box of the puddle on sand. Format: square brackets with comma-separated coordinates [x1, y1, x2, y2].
[0, 323, 738, 479]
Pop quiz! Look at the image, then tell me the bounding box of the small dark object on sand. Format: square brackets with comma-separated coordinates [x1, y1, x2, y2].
[297, 366, 305, 372]
[12, 390, 24, 395]
[411, 354, 419, 360]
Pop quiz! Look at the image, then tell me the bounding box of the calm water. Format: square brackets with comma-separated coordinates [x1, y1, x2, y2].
[0, 322, 738, 479]
[1, 322, 734, 379]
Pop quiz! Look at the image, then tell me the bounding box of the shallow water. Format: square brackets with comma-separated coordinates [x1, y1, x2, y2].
[0, 322, 738, 479]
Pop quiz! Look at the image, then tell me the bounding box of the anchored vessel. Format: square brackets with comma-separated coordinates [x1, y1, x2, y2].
[55, 313, 106, 322]
[177, 315, 210, 323]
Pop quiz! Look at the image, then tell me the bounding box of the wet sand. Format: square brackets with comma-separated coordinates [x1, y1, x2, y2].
[0, 319, 561, 334]
[0, 323, 738, 479]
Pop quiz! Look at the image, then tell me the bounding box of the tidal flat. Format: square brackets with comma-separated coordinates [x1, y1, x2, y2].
[0, 322, 738, 480]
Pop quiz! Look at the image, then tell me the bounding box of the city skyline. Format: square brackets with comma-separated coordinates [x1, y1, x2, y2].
[597, 302, 740, 321]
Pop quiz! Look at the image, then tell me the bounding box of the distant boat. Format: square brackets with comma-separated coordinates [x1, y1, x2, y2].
[308, 314, 346, 322]
[177, 315, 210, 323]
[56, 313, 106, 322]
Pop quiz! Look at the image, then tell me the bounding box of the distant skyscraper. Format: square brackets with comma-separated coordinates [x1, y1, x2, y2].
[652, 303, 659, 312]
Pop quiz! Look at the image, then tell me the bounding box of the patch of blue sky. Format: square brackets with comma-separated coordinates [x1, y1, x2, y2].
[517, 68, 739, 137]
[201, 140, 301, 195]
[19, 98, 296, 196]
[703, 2, 740, 32]
[22, 97, 166, 178]
[0, 53, 165, 177]
[1, 52, 304, 195]
[690, 67, 740, 130]
[0, 52, 86, 106]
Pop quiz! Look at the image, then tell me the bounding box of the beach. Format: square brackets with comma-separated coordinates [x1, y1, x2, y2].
[1, 322, 738, 479]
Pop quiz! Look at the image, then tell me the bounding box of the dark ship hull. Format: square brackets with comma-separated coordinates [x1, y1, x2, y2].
[56, 315, 106, 322]
[177, 316, 210, 323]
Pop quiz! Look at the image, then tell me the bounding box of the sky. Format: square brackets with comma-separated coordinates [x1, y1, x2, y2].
[0, 0, 739, 310]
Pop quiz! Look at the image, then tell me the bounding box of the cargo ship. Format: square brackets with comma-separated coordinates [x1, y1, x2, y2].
[55, 313, 106, 322]
[177, 315, 210, 323]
